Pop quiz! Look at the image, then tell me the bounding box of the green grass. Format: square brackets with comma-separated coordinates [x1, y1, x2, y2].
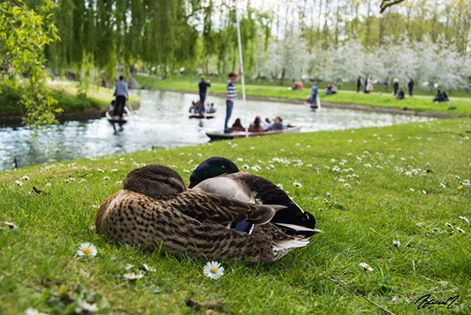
[49, 81, 140, 111]
[1, 118, 470, 314]
[137, 75, 471, 116]
[0, 81, 140, 116]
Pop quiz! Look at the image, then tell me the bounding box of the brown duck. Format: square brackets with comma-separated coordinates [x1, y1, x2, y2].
[96, 164, 309, 262]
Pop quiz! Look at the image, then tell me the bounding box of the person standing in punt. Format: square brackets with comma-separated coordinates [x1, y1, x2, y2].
[224, 72, 240, 133]
[198, 77, 211, 115]
[113, 75, 128, 118]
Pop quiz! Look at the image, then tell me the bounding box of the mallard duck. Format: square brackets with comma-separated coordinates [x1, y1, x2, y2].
[189, 157, 320, 236]
[96, 164, 309, 262]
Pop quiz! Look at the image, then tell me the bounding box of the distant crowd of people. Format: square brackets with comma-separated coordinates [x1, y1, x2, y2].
[230, 116, 287, 132]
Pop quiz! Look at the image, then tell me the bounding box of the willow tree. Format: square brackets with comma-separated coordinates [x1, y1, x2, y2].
[0, 0, 61, 126]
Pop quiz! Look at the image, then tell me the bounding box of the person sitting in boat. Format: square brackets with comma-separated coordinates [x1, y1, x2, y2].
[248, 116, 264, 132]
[231, 118, 245, 132]
[189, 100, 201, 114]
[206, 103, 216, 114]
[269, 116, 285, 131]
[326, 83, 337, 95]
[108, 100, 116, 115]
[260, 118, 271, 131]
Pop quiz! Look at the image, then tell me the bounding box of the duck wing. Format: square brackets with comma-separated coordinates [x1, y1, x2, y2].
[223, 173, 319, 237]
[170, 189, 283, 226]
[96, 190, 306, 262]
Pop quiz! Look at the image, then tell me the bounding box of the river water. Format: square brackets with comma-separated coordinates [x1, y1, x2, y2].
[0, 90, 431, 170]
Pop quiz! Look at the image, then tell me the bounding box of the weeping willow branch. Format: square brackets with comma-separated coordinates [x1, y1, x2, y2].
[380, 0, 406, 14]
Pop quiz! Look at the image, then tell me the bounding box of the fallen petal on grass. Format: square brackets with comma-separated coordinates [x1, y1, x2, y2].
[4, 221, 17, 230]
[123, 272, 145, 281]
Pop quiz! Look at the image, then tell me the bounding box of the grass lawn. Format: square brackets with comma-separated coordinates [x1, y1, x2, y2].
[137, 75, 471, 116]
[0, 81, 140, 117]
[48, 81, 140, 111]
[1, 118, 470, 314]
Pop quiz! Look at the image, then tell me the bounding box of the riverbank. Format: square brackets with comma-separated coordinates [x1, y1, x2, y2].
[137, 75, 471, 117]
[1, 118, 470, 314]
[0, 81, 140, 124]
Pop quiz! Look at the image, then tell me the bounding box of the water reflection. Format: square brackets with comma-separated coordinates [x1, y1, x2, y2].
[0, 90, 431, 170]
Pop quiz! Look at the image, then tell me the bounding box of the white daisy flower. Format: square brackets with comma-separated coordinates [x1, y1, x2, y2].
[446, 223, 453, 229]
[462, 179, 470, 186]
[103, 176, 110, 181]
[123, 272, 145, 281]
[276, 183, 283, 189]
[392, 240, 401, 248]
[76, 243, 97, 257]
[293, 182, 303, 188]
[96, 168, 105, 173]
[456, 227, 465, 233]
[45, 183, 52, 187]
[242, 164, 249, 170]
[22, 175, 30, 181]
[24, 307, 48, 315]
[359, 262, 374, 272]
[203, 261, 224, 280]
[77, 300, 98, 313]
[459, 216, 469, 223]
[15, 180, 23, 187]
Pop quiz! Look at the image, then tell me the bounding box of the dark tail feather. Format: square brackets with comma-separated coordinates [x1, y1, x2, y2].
[272, 206, 318, 237]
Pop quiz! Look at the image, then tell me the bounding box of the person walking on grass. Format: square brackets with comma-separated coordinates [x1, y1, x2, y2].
[224, 72, 240, 133]
[198, 77, 211, 115]
[408, 79, 414, 96]
[113, 75, 128, 118]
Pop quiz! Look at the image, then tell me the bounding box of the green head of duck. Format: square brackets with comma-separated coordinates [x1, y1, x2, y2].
[189, 157, 239, 188]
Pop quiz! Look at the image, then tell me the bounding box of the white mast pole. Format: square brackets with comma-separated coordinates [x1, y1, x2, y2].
[235, 1, 246, 106]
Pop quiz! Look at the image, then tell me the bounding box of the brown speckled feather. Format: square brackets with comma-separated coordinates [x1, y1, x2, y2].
[96, 190, 306, 262]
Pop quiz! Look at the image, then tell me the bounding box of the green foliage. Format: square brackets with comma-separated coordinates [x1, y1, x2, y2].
[45, 0, 270, 79]
[0, 0, 61, 126]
